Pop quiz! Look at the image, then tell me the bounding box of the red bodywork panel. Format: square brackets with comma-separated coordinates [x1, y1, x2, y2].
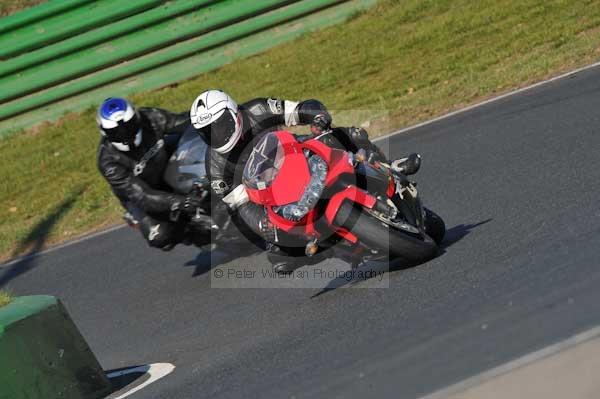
[244, 131, 378, 243]
[387, 177, 395, 197]
[245, 132, 310, 206]
[302, 139, 355, 186]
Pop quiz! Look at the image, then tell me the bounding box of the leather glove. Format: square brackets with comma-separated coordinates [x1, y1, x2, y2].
[349, 127, 369, 144]
[310, 112, 332, 135]
[170, 195, 205, 217]
[349, 127, 387, 162]
[182, 195, 205, 216]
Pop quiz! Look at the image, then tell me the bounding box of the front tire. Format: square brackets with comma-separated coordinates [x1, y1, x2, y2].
[334, 202, 438, 262]
[424, 208, 445, 245]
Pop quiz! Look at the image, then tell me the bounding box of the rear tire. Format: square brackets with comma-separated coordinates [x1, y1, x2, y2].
[334, 202, 438, 262]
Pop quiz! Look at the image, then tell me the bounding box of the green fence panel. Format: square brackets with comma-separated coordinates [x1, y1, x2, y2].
[0, 0, 95, 35]
[0, 0, 165, 59]
[0, 296, 111, 399]
[0, 0, 377, 137]
[0, 0, 345, 120]
[0, 0, 293, 103]
[0, 0, 217, 78]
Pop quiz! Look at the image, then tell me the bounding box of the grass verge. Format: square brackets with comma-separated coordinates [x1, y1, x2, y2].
[0, 290, 13, 308]
[0, 0, 45, 17]
[2, 0, 600, 261]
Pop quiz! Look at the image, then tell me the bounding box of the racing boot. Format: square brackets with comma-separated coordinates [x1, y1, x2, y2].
[122, 211, 138, 227]
[268, 245, 331, 274]
[272, 260, 302, 274]
[391, 153, 421, 175]
[268, 246, 303, 274]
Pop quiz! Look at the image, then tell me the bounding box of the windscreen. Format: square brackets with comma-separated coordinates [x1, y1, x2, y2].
[243, 133, 285, 190]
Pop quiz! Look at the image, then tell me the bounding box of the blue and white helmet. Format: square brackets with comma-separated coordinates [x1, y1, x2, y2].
[96, 97, 142, 152]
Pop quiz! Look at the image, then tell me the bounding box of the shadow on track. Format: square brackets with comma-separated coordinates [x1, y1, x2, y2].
[104, 363, 174, 399]
[310, 259, 390, 298]
[183, 240, 262, 277]
[105, 365, 147, 398]
[311, 218, 493, 298]
[0, 187, 84, 288]
[440, 218, 492, 250]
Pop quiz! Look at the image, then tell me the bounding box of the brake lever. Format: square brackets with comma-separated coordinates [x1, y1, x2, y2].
[194, 176, 210, 196]
[312, 127, 333, 142]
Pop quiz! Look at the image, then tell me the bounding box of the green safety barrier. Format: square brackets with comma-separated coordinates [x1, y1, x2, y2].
[0, 0, 95, 35]
[0, 0, 292, 103]
[0, 0, 377, 138]
[0, 0, 345, 120]
[0, 0, 165, 59]
[0, 296, 111, 399]
[0, 0, 217, 78]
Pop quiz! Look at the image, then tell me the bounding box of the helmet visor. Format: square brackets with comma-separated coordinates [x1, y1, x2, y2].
[103, 116, 140, 144]
[198, 110, 237, 149]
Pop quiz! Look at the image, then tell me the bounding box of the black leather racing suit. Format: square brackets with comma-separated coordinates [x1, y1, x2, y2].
[97, 107, 190, 249]
[203, 98, 386, 264]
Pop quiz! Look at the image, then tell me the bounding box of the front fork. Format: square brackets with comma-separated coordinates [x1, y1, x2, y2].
[352, 156, 426, 232]
[393, 181, 425, 230]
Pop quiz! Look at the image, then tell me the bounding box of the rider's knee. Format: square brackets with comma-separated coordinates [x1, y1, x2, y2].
[139, 216, 179, 249]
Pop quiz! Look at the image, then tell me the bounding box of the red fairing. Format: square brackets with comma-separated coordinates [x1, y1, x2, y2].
[302, 139, 354, 185]
[267, 206, 320, 237]
[332, 226, 358, 244]
[245, 132, 310, 206]
[387, 177, 395, 198]
[243, 131, 377, 244]
[267, 206, 300, 232]
[325, 186, 377, 225]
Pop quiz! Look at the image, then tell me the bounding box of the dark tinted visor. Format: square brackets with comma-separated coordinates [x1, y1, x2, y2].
[198, 110, 236, 148]
[104, 116, 140, 144]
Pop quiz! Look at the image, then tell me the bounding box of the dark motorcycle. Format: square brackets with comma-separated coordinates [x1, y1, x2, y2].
[122, 127, 220, 247]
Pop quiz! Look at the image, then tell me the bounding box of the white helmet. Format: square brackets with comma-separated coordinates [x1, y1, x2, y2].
[190, 90, 243, 154]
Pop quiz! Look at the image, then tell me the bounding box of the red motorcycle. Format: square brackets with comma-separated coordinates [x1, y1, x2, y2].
[234, 130, 445, 265]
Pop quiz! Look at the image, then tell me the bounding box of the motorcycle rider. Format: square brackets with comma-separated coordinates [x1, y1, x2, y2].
[190, 90, 411, 273]
[97, 97, 208, 250]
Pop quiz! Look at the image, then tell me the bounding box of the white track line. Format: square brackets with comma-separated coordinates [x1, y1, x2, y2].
[420, 325, 600, 399]
[106, 363, 175, 399]
[3, 60, 600, 267]
[1, 224, 126, 267]
[373, 60, 600, 143]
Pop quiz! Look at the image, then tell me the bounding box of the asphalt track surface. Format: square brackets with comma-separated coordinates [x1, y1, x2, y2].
[3, 65, 600, 399]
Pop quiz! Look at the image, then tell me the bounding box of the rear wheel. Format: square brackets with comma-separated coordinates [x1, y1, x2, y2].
[334, 202, 438, 262]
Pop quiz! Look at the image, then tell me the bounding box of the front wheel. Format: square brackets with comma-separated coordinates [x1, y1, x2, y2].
[334, 202, 438, 262]
[424, 208, 445, 245]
